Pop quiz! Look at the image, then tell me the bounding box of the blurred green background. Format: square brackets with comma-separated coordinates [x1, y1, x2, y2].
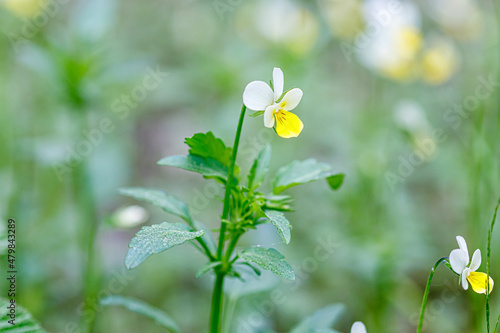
[1, 0, 499, 332]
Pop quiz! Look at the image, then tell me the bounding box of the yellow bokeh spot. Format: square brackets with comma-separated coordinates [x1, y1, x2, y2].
[379, 27, 422, 81]
[3, 0, 47, 18]
[275, 110, 303, 138]
[396, 27, 423, 60]
[421, 43, 458, 85]
[322, 0, 364, 40]
[381, 60, 417, 81]
[467, 271, 494, 294]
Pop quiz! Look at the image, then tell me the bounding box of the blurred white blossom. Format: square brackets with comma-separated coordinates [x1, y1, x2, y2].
[111, 205, 149, 228]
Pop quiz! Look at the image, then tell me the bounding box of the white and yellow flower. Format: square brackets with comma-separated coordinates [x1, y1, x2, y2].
[243, 67, 304, 139]
[351, 321, 367, 333]
[449, 235, 494, 294]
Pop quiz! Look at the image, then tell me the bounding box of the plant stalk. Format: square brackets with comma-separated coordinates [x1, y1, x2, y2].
[209, 104, 246, 333]
[486, 199, 500, 332]
[416, 257, 447, 333]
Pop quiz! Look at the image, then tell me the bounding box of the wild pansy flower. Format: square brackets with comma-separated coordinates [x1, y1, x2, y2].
[449, 235, 494, 294]
[351, 321, 367, 333]
[243, 67, 303, 139]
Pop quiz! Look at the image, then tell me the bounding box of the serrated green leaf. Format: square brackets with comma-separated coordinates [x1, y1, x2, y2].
[185, 132, 232, 166]
[272, 159, 339, 194]
[100, 295, 181, 333]
[263, 210, 291, 244]
[196, 261, 222, 277]
[248, 144, 271, 189]
[240, 247, 294, 280]
[157, 155, 228, 182]
[326, 174, 344, 190]
[290, 304, 345, 333]
[125, 222, 205, 269]
[118, 187, 192, 224]
[249, 111, 265, 117]
[0, 297, 47, 332]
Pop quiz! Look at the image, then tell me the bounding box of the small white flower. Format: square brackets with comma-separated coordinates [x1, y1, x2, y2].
[449, 235, 494, 294]
[351, 321, 367, 333]
[242, 67, 304, 138]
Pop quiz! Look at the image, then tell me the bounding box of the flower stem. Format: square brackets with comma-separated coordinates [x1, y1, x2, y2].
[73, 113, 100, 333]
[209, 104, 246, 333]
[486, 199, 500, 333]
[416, 257, 447, 333]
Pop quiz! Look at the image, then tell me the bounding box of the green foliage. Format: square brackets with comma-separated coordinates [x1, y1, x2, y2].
[100, 295, 181, 333]
[185, 132, 232, 167]
[119, 187, 192, 224]
[0, 297, 47, 332]
[248, 111, 265, 117]
[125, 222, 205, 269]
[326, 174, 345, 191]
[120, 129, 343, 330]
[158, 155, 228, 182]
[247, 144, 271, 190]
[0, 221, 7, 255]
[262, 194, 294, 212]
[196, 261, 223, 277]
[272, 159, 344, 194]
[263, 210, 291, 244]
[290, 303, 345, 333]
[158, 132, 241, 184]
[240, 247, 295, 280]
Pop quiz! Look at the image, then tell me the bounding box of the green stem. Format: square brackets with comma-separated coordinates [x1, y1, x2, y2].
[196, 238, 215, 261]
[217, 104, 247, 259]
[416, 257, 447, 333]
[224, 232, 242, 264]
[486, 199, 500, 332]
[73, 113, 100, 333]
[210, 273, 225, 333]
[209, 104, 246, 333]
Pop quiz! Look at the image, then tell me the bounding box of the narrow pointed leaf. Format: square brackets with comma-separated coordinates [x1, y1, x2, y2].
[249, 111, 265, 117]
[157, 155, 228, 181]
[248, 144, 271, 189]
[196, 261, 222, 277]
[0, 297, 47, 332]
[273, 159, 340, 194]
[263, 210, 291, 244]
[100, 295, 181, 333]
[119, 187, 192, 223]
[240, 247, 295, 280]
[290, 303, 345, 333]
[125, 222, 204, 269]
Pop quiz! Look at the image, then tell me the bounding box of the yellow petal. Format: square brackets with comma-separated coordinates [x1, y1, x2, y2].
[467, 271, 494, 294]
[275, 110, 303, 139]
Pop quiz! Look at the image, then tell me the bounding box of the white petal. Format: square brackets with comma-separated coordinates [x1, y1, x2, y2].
[461, 269, 470, 290]
[243, 81, 274, 111]
[280, 88, 303, 111]
[449, 249, 468, 274]
[351, 321, 367, 333]
[273, 67, 284, 101]
[470, 249, 481, 271]
[263, 105, 276, 128]
[456, 236, 469, 257]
